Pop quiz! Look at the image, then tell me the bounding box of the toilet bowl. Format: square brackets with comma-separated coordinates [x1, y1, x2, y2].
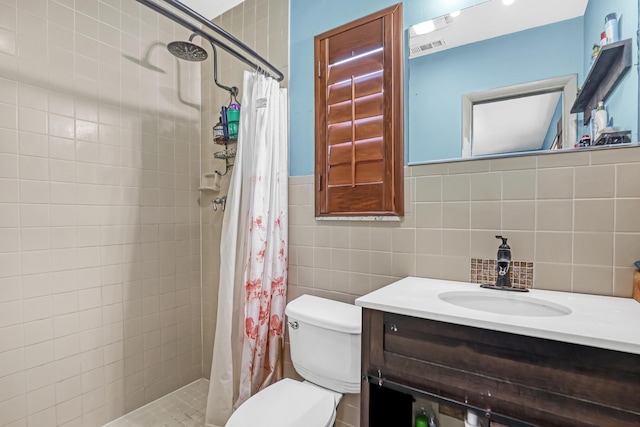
[225, 379, 341, 427]
[225, 295, 362, 427]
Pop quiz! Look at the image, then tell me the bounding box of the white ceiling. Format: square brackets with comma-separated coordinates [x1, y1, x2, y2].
[409, 0, 589, 57]
[181, 0, 244, 19]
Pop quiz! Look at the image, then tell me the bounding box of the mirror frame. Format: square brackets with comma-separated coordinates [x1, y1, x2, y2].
[461, 75, 578, 158]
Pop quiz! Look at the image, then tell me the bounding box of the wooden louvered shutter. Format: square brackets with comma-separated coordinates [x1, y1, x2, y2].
[314, 4, 403, 217]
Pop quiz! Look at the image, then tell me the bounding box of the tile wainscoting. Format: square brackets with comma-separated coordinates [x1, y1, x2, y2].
[285, 146, 640, 427]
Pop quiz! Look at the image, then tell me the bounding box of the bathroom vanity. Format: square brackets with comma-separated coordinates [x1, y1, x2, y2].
[355, 277, 640, 427]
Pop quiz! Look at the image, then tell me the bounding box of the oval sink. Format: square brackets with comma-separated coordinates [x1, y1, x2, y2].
[438, 291, 572, 317]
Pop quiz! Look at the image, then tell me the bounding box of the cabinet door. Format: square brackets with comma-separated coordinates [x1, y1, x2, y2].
[361, 308, 640, 427]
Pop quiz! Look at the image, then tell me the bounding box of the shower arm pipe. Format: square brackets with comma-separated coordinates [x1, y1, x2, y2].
[184, 32, 238, 97]
[202, 36, 239, 99]
[136, 0, 284, 82]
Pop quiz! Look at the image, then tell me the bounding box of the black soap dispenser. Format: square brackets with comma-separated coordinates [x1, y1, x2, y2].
[496, 235, 510, 261]
[481, 236, 528, 292]
[495, 235, 511, 288]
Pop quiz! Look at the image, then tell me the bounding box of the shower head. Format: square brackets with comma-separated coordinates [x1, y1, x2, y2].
[167, 40, 208, 61]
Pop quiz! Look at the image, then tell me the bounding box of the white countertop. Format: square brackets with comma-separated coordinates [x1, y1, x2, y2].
[355, 277, 640, 355]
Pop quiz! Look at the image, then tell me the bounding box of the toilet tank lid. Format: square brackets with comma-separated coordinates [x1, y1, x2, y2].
[285, 295, 361, 334]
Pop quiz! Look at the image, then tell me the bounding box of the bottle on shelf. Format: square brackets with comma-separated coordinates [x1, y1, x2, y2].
[464, 410, 479, 427]
[590, 44, 599, 67]
[415, 407, 428, 427]
[221, 106, 229, 140]
[604, 13, 618, 44]
[594, 101, 608, 141]
[213, 116, 224, 141]
[227, 102, 241, 139]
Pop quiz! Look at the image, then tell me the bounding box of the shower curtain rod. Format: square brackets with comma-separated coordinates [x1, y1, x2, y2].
[135, 0, 285, 82]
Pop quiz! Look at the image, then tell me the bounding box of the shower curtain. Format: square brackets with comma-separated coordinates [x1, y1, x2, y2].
[205, 71, 288, 427]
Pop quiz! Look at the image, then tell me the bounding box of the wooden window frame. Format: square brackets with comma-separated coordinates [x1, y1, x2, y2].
[314, 3, 404, 218]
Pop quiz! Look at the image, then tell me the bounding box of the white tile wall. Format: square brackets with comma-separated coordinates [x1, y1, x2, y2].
[0, 0, 202, 425]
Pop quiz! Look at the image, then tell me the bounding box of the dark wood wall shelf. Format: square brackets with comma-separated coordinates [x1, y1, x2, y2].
[571, 38, 632, 123]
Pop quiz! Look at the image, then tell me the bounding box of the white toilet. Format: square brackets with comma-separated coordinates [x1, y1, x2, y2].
[226, 294, 362, 427]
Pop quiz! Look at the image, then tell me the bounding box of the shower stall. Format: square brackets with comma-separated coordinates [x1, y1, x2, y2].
[0, 0, 288, 426]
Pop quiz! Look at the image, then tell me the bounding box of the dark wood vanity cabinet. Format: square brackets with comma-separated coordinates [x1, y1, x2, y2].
[360, 308, 640, 427]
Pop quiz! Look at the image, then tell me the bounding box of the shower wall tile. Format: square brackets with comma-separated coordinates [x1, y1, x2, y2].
[0, 0, 202, 425]
[200, 0, 289, 379]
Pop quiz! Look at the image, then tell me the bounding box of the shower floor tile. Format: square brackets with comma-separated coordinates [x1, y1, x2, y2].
[104, 378, 209, 427]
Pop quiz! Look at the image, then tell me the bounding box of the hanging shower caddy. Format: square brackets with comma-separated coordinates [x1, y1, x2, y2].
[213, 92, 240, 177]
[201, 103, 238, 202]
[199, 99, 238, 193]
[213, 127, 237, 176]
[198, 56, 240, 192]
[205, 97, 239, 211]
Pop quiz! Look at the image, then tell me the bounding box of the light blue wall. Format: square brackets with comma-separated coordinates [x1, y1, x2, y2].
[542, 97, 564, 150]
[289, 0, 485, 176]
[408, 18, 583, 163]
[289, 0, 398, 177]
[583, 0, 639, 141]
[289, 0, 640, 175]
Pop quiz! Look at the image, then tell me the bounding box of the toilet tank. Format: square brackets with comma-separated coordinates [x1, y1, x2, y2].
[285, 295, 362, 394]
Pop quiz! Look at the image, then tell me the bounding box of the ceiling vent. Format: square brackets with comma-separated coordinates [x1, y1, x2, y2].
[409, 38, 446, 58]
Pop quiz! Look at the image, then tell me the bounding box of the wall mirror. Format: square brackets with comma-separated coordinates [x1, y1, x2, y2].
[407, 0, 639, 164]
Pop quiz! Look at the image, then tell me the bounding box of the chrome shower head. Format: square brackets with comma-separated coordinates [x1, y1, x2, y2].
[167, 40, 208, 61]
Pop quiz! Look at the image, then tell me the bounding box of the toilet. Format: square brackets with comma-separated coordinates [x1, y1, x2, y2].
[226, 294, 362, 427]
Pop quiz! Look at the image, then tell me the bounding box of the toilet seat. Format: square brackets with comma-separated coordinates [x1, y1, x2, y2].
[225, 379, 337, 427]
